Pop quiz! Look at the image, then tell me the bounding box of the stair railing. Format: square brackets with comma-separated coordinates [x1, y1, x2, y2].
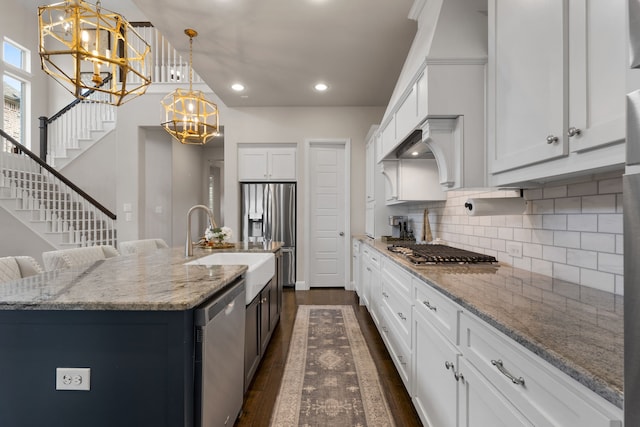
[39, 74, 115, 166]
[1, 129, 116, 247]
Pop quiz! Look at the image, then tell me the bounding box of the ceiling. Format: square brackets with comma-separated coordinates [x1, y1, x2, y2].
[117, 0, 417, 108]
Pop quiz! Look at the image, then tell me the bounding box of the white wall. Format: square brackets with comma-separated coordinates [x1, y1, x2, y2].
[405, 172, 624, 295]
[224, 106, 384, 282]
[60, 131, 117, 211]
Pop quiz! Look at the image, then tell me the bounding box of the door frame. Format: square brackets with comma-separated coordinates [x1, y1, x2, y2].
[301, 138, 351, 291]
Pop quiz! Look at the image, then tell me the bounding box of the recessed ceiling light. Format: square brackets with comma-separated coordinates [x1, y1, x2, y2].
[231, 83, 245, 92]
[411, 151, 419, 156]
[314, 82, 329, 92]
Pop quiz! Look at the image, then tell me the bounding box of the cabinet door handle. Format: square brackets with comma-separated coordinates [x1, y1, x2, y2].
[445, 361, 454, 370]
[398, 355, 407, 366]
[546, 135, 559, 144]
[491, 359, 525, 386]
[567, 127, 582, 137]
[454, 371, 464, 382]
[382, 292, 389, 298]
[422, 300, 437, 311]
[397, 312, 406, 321]
[382, 326, 388, 333]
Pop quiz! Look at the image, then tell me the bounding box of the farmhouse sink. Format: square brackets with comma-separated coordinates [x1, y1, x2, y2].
[185, 252, 275, 304]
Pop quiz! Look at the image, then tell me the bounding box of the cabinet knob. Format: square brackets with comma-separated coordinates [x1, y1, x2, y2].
[339, 232, 345, 236]
[567, 127, 582, 137]
[445, 361, 454, 370]
[546, 135, 559, 144]
[397, 312, 407, 321]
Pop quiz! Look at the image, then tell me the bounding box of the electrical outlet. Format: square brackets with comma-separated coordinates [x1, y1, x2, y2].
[506, 242, 523, 258]
[56, 368, 91, 391]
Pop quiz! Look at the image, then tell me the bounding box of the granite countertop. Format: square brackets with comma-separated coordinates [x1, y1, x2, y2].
[356, 236, 623, 409]
[0, 243, 282, 311]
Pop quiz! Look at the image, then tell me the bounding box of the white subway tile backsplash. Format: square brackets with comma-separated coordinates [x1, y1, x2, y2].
[531, 229, 554, 245]
[532, 199, 554, 214]
[498, 227, 513, 240]
[568, 181, 598, 197]
[415, 173, 623, 294]
[567, 249, 598, 269]
[567, 214, 598, 232]
[532, 258, 553, 276]
[525, 188, 543, 200]
[598, 214, 623, 234]
[553, 231, 581, 248]
[599, 177, 623, 194]
[582, 194, 617, 213]
[513, 228, 532, 243]
[582, 232, 616, 253]
[543, 185, 567, 199]
[554, 263, 580, 283]
[580, 269, 615, 293]
[542, 215, 567, 230]
[598, 253, 624, 275]
[617, 235, 624, 254]
[554, 197, 581, 213]
[543, 245, 567, 263]
[523, 243, 543, 258]
[615, 275, 624, 296]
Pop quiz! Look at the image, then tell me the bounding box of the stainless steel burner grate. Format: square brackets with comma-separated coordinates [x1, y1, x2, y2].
[387, 244, 497, 264]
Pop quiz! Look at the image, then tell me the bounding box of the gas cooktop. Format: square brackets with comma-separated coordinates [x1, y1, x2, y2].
[387, 244, 498, 265]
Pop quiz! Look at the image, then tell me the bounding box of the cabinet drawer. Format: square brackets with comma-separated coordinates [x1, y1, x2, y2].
[362, 246, 381, 269]
[460, 312, 622, 427]
[381, 281, 412, 350]
[381, 257, 412, 297]
[413, 279, 459, 345]
[379, 300, 412, 390]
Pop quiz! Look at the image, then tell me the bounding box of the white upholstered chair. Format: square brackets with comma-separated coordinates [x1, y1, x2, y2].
[118, 238, 169, 255]
[42, 245, 120, 271]
[0, 256, 44, 282]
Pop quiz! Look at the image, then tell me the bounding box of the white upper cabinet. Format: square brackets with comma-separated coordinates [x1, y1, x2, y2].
[568, 0, 626, 154]
[238, 145, 297, 181]
[488, 0, 626, 186]
[488, 0, 567, 173]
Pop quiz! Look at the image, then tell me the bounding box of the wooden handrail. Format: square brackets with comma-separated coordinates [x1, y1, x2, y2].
[0, 128, 116, 220]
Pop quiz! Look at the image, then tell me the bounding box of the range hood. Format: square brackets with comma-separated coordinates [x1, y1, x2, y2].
[395, 130, 435, 159]
[391, 117, 464, 190]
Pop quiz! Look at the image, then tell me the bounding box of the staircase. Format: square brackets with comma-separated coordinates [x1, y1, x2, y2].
[0, 135, 116, 249]
[45, 94, 116, 169]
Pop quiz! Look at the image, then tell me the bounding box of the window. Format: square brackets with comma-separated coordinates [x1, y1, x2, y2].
[2, 38, 30, 148]
[3, 40, 27, 70]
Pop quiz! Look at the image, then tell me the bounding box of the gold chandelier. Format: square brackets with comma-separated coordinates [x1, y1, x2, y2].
[38, 0, 151, 106]
[161, 29, 219, 145]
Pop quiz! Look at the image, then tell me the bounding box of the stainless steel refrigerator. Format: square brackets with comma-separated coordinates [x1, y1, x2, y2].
[626, 1, 640, 424]
[241, 183, 296, 287]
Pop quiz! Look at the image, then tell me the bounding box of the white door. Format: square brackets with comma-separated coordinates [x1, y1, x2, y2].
[306, 141, 349, 288]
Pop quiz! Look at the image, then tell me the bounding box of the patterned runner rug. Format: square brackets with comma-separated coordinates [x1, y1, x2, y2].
[270, 305, 396, 427]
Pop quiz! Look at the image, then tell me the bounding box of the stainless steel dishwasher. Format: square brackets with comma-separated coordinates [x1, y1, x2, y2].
[194, 278, 246, 427]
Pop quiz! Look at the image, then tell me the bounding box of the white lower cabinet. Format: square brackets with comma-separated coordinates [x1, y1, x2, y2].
[459, 312, 623, 427]
[413, 307, 461, 427]
[352, 239, 361, 299]
[458, 357, 533, 427]
[360, 244, 622, 427]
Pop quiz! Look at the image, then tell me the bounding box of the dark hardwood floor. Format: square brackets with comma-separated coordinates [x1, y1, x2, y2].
[235, 288, 423, 426]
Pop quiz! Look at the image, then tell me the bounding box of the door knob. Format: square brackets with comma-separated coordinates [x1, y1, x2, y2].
[339, 232, 344, 236]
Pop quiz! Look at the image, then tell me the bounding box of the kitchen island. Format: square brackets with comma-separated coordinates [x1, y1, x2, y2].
[0, 244, 280, 427]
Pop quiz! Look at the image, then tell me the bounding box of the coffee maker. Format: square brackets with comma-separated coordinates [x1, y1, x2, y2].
[389, 215, 413, 240]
